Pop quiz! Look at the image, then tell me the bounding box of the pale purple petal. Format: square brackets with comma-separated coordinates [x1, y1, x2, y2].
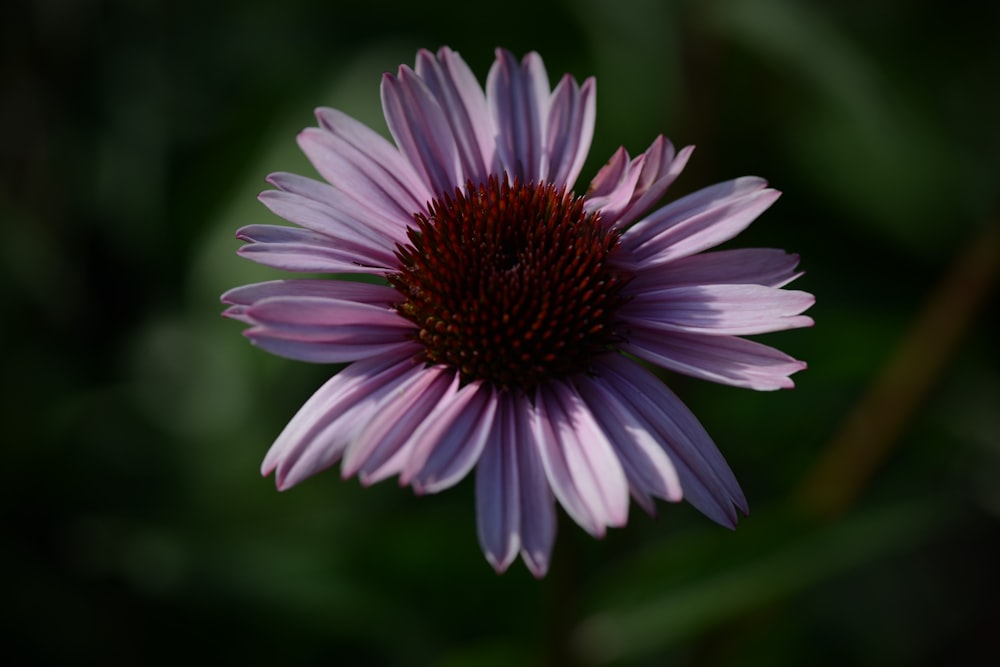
[382, 66, 463, 196]
[234, 225, 392, 273]
[342, 366, 458, 484]
[243, 296, 411, 336]
[531, 385, 600, 536]
[312, 107, 433, 208]
[245, 335, 417, 365]
[623, 327, 807, 390]
[545, 74, 596, 189]
[475, 393, 521, 573]
[221, 280, 399, 325]
[298, 125, 429, 221]
[222, 279, 401, 308]
[487, 49, 551, 182]
[246, 330, 407, 364]
[264, 171, 411, 247]
[222, 280, 415, 363]
[512, 392, 557, 577]
[627, 248, 804, 289]
[576, 374, 683, 513]
[401, 381, 498, 494]
[622, 177, 781, 265]
[414, 47, 496, 185]
[261, 352, 424, 489]
[597, 355, 748, 526]
[533, 381, 630, 537]
[586, 137, 693, 228]
[584, 146, 631, 212]
[613, 141, 694, 228]
[621, 284, 816, 335]
[476, 391, 559, 576]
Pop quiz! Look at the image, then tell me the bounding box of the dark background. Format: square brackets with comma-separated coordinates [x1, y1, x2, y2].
[4, 0, 998, 664]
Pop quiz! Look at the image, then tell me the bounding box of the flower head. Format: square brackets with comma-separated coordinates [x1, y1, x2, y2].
[222, 47, 814, 577]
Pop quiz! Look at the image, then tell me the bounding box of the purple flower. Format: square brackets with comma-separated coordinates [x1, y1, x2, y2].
[222, 47, 814, 577]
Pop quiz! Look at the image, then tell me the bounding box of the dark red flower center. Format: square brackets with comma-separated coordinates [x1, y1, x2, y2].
[388, 175, 631, 392]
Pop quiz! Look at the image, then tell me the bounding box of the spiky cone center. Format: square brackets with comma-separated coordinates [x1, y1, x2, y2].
[389, 175, 631, 392]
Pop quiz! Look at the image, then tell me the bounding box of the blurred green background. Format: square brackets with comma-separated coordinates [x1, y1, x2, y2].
[4, 0, 998, 664]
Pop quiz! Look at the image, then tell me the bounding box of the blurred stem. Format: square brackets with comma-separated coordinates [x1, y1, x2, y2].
[547, 512, 582, 667]
[796, 220, 1000, 518]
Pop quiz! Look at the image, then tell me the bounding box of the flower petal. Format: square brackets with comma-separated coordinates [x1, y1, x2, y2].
[487, 49, 551, 183]
[597, 356, 748, 526]
[615, 139, 694, 228]
[474, 391, 558, 577]
[343, 365, 458, 484]
[382, 65, 463, 196]
[243, 295, 411, 336]
[246, 336, 418, 365]
[576, 373, 683, 513]
[531, 387, 598, 535]
[222, 279, 415, 363]
[533, 380, 630, 537]
[627, 248, 804, 289]
[261, 352, 423, 490]
[401, 381, 498, 494]
[623, 327, 807, 390]
[623, 177, 780, 265]
[584, 145, 631, 212]
[622, 284, 815, 335]
[234, 224, 392, 273]
[512, 392, 557, 578]
[312, 107, 432, 211]
[414, 47, 496, 186]
[545, 74, 596, 189]
[221, 279, 401, 308]
[264, 171, 411, 248]
[586, 136, 693, 228]
[475, 393, 522, 573]
[297, 124, 429, 222]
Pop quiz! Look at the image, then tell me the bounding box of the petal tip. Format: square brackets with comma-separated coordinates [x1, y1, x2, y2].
[485, 551, 516, 575]
[521, 550, 550, 578]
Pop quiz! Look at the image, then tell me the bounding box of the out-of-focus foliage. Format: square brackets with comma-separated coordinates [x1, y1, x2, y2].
[3, 0, 997, 664]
